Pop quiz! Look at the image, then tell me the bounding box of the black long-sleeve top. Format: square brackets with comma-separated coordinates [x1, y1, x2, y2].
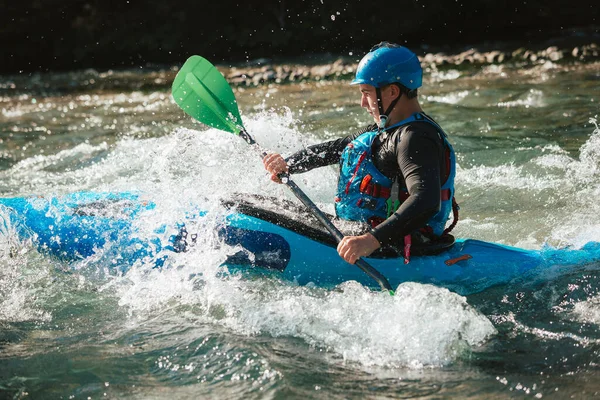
[285, 120, 448, 248]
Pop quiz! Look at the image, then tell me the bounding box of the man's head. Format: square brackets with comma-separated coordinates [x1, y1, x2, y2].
[352, 42, 423, 127]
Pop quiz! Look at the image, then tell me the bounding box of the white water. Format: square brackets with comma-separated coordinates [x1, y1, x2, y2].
[0, 109, 502, 368]
[1, 88, 599, 371]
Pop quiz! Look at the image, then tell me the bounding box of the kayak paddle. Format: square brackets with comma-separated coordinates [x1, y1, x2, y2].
[172, 55, 394, 293]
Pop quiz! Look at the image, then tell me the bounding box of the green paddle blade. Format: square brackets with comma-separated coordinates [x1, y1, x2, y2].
[172, 55, 244, 134]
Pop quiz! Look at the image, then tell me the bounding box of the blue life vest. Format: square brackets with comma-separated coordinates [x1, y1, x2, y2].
[335, 112, 456, 237]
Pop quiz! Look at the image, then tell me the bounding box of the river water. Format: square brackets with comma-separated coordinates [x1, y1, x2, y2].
[1, 59, 600, 399]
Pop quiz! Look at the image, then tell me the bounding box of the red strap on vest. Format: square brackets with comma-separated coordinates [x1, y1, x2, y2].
[441, 189, 451, 201]
[359, 175, 392, 199]
[403, 234, 411, 264]
[442, 197, 460, 236]
[345, 152, 368, 194]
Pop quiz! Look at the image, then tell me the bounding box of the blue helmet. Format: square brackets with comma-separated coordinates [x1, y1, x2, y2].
[351, 45, 422, 90]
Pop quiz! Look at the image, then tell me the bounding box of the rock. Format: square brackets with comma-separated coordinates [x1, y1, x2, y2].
[586, 43, 599, 57]
[549, 50, 563, 61]
[472, 52, 485, 63]
[310, 65, 332, 78]
[251, 73, 264, 85]
[458, 48, 476, 58]
[332, 58, 345, 68]
[512, 47, 527, 59]
[423, 53, 436, 63]
[263, 70, 276, 81]
[485, 51, 501, 64]
[422, 53, 446, 65]
[529, 53, 538, 62]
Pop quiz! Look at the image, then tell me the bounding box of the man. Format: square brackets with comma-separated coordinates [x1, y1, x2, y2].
[263, 42, 458, 265]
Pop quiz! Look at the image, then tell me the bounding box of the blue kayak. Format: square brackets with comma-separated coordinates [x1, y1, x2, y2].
[1, 191, 599, 294]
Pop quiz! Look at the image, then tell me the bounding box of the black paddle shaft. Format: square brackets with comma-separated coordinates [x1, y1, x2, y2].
[238, 129, 394, 292]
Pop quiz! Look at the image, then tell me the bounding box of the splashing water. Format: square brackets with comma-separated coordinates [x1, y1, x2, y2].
[1, 61, 600, 398]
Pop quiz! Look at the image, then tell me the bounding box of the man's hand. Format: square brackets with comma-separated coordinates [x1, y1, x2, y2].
[336, 233, 381, 264]
[262, 153, 289, 183]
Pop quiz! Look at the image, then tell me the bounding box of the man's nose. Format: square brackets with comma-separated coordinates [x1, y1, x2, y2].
[360, 94, 368, 108]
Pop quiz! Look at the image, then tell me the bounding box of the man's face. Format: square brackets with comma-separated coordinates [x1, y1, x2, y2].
[359, 84, 397, 124]
[359, 84, 380, 123]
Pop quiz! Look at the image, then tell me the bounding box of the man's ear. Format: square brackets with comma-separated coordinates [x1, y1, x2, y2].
[389, 84, 401, 100]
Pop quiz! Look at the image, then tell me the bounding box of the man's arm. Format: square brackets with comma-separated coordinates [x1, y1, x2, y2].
[371, 129, 442, 247]
[286, 125, 376, 174]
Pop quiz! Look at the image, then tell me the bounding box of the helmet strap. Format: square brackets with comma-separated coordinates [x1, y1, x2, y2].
[376, 86, 402, 130]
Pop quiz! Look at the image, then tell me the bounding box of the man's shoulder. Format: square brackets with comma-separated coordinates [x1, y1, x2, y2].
[387, 122, 446, 153]
[392, 122, 440, 140]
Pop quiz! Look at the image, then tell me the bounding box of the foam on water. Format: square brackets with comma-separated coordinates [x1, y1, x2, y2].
[2, 101, 599, 372]
[544, 117, 600, 245]
[497, 89, 546, 108]
[0, 206, 52, 322]
[94, 116, 495, 367]
[458, 163, 561, 190]
[478, 64, 508, 77]
[0, 109, 500, 368]
[455, 116, 600, 247]
[426, 67, 462, 83]
[424, 90, 470, 105]
[461, 118, 600, 192]
[571, 295, 600, 326]
[111, 237, 496, 368]
[4, 108, 337, 207]
[3, 60, 600, 398]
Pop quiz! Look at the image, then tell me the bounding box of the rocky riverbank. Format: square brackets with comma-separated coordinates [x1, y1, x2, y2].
[1, 39, 598, 95]
[224, 42, 600, 87]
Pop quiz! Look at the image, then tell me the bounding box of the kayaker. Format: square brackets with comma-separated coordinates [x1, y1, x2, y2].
[263, 42, 458, 265]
